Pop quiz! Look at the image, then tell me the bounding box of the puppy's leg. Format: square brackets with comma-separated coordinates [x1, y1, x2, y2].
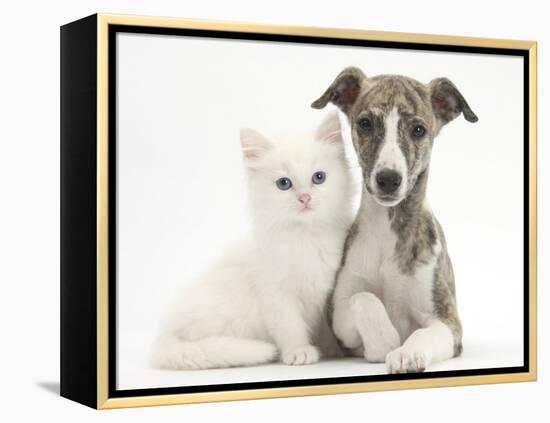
[350, 292, 400, 362]
[386, 249, 462, 373]
[332, 269, 400, 360]
[385, 319, 455, 373]
[332, 269, 365, 350]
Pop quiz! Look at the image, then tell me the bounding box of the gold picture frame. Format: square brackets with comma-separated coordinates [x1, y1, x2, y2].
[60, 13, 537, 409]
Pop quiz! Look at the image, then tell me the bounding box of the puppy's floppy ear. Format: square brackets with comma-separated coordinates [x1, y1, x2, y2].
[429, 78, 478, 125]
[315, 111, 343, 145]
[311, 67, 366, 114]
[240, 128, 272, 161]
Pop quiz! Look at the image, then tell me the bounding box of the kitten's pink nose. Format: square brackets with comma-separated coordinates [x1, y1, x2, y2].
[298, 193, 311, 205]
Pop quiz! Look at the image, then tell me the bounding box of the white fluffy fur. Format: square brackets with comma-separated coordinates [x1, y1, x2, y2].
[152, 112, 353, 370]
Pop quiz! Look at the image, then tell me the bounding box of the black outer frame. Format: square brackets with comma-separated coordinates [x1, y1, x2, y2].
[61, 14, 531, 409]
[60, 14, 98, 409]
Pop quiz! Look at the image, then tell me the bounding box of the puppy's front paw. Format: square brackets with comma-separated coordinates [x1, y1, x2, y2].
[385, 347, 428, 374]
[282, 345, 320, 365]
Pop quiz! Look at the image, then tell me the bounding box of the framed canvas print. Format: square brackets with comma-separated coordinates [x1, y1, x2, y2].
[60, 13, 537, 409]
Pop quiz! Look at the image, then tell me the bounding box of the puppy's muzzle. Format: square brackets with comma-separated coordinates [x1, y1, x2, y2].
[375, 169, 402, 195]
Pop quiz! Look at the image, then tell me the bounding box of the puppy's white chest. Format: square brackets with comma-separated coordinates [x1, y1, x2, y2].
[353, 208, 397, 291]
[346, 203, 437, 337]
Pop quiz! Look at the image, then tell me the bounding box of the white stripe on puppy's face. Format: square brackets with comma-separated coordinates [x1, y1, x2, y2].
[378, 108, 407, 176]
[369, 107, 408, 205]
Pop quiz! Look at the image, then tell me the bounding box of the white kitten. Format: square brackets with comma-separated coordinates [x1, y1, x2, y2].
[152, 112, 353, 370]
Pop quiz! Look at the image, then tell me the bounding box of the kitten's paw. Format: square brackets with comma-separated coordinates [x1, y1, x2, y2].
[282, 345, 320, 365]
[385, 347, 428, 374]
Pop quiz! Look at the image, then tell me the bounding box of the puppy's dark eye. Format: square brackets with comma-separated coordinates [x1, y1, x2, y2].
[276, 177, 292, 190]
[357, 117, 373, 133]
[312, 171, 326, 185]
[411, 125, 426, 138]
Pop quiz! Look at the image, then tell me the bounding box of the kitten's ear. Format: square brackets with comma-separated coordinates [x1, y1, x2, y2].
[315, 111, 343, 145]
[240, 128, 272, 162]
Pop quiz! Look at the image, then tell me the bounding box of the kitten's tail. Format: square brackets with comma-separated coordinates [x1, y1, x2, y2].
[151, 336, 278, 370]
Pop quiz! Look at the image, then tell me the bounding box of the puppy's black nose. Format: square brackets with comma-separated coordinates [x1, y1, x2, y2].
[376, 169, 402, 194]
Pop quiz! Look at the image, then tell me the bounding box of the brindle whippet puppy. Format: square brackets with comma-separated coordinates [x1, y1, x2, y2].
[312, 67, 478, 373]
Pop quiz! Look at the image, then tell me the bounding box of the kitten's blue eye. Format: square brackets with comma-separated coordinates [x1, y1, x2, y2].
[276, 177, 292, 190]
[312, 171, 326, 185]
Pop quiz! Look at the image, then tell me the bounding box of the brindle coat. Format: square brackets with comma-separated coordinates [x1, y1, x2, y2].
[312, 67, 477, 371]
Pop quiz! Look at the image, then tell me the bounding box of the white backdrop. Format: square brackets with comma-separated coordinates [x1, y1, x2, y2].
[116, 32, 524, 389]
[0, 0, 547, 422]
